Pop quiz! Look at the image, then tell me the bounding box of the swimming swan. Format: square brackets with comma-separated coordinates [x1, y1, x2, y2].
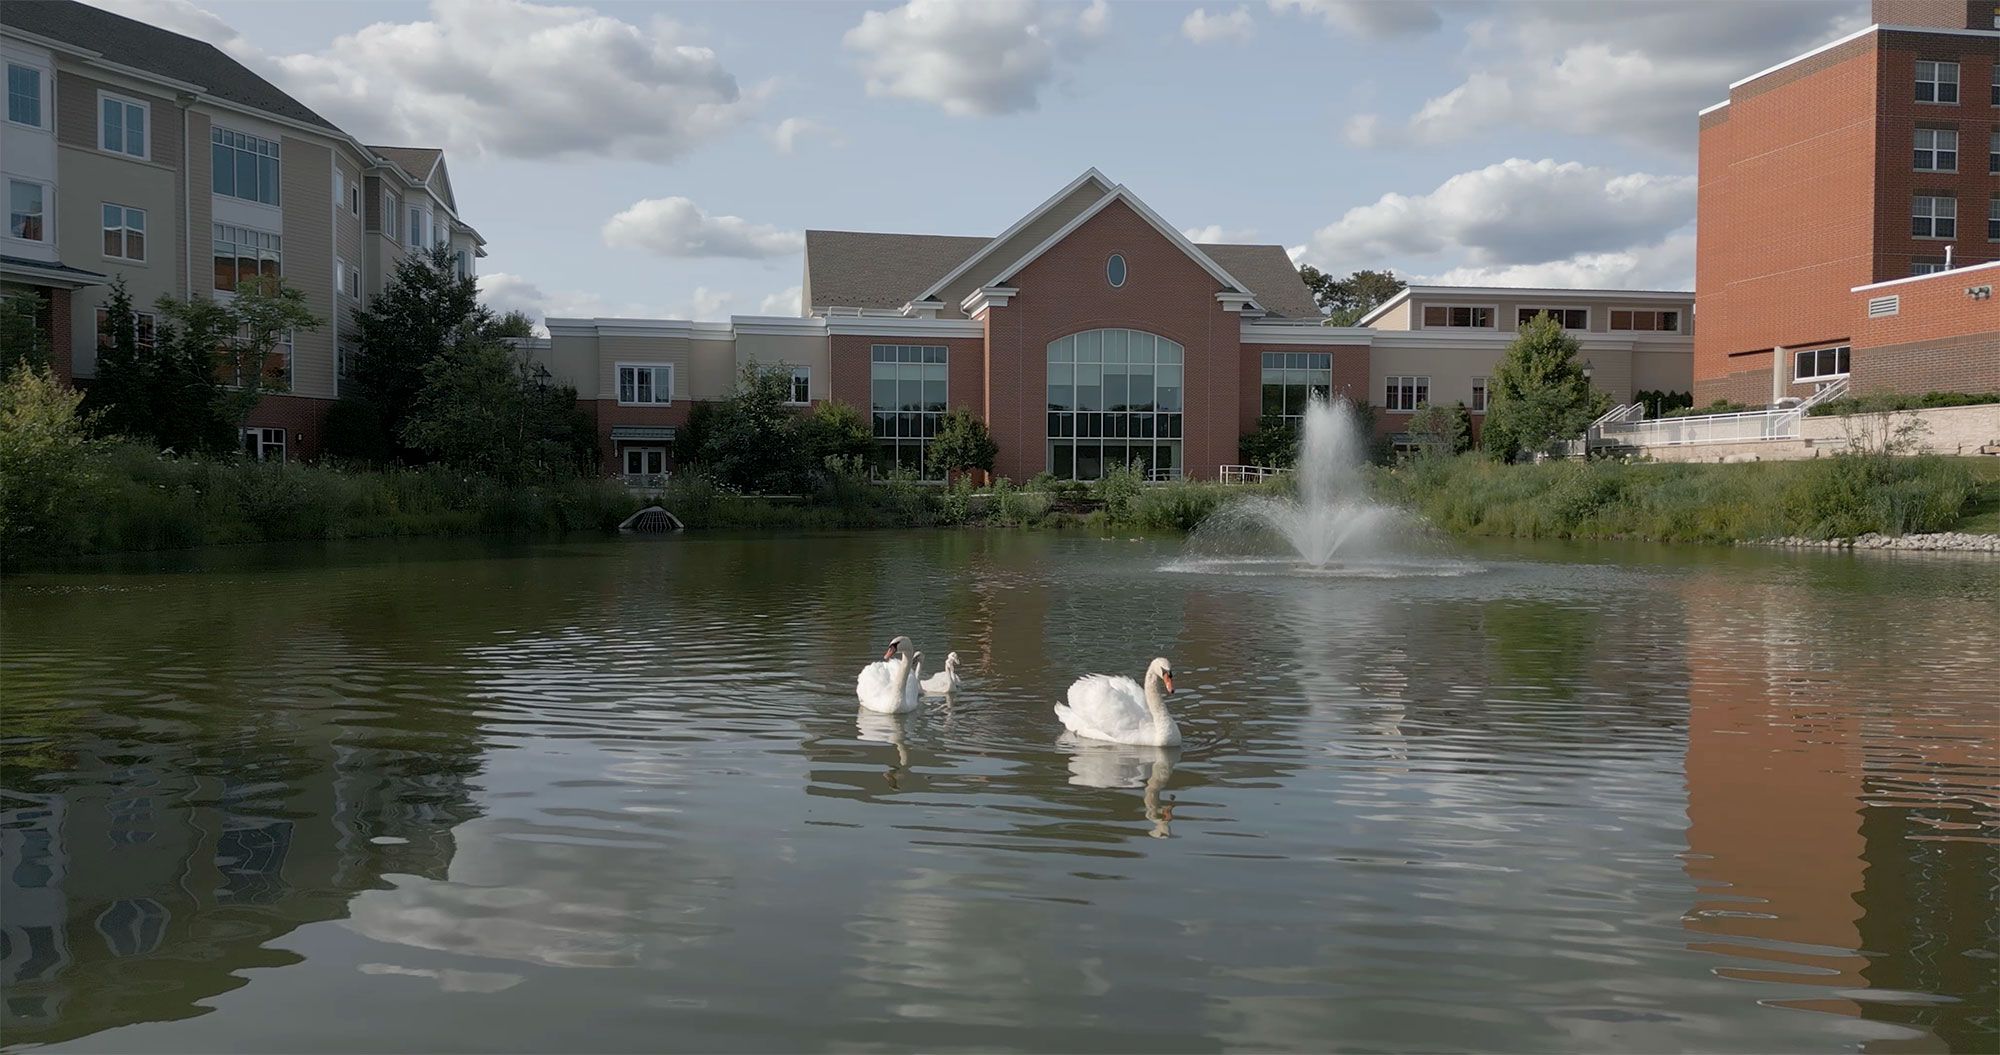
[920, 651, 962, 696]
[856, 636, 922, 713]
[1055, 657, 1180, 747]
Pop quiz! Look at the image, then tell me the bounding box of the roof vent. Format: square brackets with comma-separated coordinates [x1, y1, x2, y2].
[1866, 294, 1899, 317]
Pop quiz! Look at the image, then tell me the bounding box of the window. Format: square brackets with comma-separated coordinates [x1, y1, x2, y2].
[1107, 253, 1127, 287]
[1610, 309, 1681, 332]
[1045, 330, 1179, 481]
[1259, 351, 1332, 421]
[240, 426, 286, 461]
[1422, 305, 1493, 328]
[333, 169, 343, 211]
[8, 180, 45, 241]
[1914, 128, 1958, 170]
[212, 223, 280, 292]
[1913, 195, 1956, 238]
[102, 204, 145, 261]
[454, 249, 469, 279]
[343, 262, 361, 298]
[348, 182, 362, 217]
[211, 127, 279, 205]
[787, 365, 810, 405]
[1992, 62, 1999, 105]
[873, 344, 950, 478]
[1517, 307, 1587, 329]
[95, 307, 156, 352]
[407, 206, 423, 247]
[617, 363, 673, 405]
[623, 447, 666, 478]
[1471, 376, 1489, 412]
[7, 63, 40, 126]
[1989, 196, 1999, 241]
[100, 92, 147, 158]
[382, 191, 397, 232]
[433, 220, 445, 248]
[1384, 375, 1430, 411]
[1793, 345, 1850, 381]
[1990, 131, 1998, 174]
[1916, 60, 1959, 103]
[1912, 258, 1946, 275]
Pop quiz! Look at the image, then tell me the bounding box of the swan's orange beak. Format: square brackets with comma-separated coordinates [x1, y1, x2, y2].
[1163, 674, 1174, 694]
[882, 644, 897, 659]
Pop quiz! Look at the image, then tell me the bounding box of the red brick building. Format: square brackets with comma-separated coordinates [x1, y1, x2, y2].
[1694, 1, 1999, 405]
[540, 170, 1692, 481]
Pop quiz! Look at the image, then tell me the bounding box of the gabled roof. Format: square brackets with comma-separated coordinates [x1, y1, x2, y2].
[910, 168, 1113, 308]
[1197, 244, 1321, 319]
[804, 231, 989, 312]
[0, 0, 338, 131]
[985, 185, 1262, 310]
[368, 146, 443, 184]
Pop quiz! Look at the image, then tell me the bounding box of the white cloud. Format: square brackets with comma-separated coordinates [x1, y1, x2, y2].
[479, 271, 730, 325]
[1293, 158, 1696, 290]
[95, 0, 763, 161]
[601, 198, 804, 258]
[842, 0, 1110, 116]
[683, 287, 734, 320]
[1341, 1, 1865, 153]
[767, 116, 842, 154]
[1182, 224, 1258, 243]
[757, 286, 803, 316]
[1268, 0, 1440, 36]
[1182, 6, 1254, 45]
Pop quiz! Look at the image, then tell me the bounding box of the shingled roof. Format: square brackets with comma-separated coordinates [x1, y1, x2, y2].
[369, 146, 443, 182]
[804, 230, 1323, 319]
[1, 0, 338, 131]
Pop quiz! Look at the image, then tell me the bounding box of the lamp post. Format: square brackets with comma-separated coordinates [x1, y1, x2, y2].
[1578, 359, 1596, 460]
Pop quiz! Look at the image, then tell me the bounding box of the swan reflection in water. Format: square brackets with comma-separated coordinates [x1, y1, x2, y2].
[1057, 735, 1178, 838]
[855, 709, 912, 788]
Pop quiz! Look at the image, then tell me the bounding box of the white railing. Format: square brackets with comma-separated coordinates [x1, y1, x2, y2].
[1593, 379, 1849, 448]
[1218, 465, 1291, 484]
[1146, 467, 1184, 483]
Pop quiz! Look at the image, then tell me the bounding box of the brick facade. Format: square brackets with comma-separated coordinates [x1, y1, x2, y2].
[589, 398, 690, 476]
[241, 394, 333, 461]
[48, 288, 72, 383]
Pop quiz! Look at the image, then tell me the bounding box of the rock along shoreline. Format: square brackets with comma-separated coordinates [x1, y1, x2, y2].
[1749, 532, 2000, 553]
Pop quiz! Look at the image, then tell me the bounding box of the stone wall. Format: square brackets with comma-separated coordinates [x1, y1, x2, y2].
[1630, 403, 2000, 462]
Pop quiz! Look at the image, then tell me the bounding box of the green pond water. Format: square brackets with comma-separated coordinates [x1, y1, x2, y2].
[1, 532, 1995, 1053]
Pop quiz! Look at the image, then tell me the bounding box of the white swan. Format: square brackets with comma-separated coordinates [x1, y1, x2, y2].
[856, 636, 922, 713]
[920, 651, 961, 696]
[1055, 657, 1180, 747]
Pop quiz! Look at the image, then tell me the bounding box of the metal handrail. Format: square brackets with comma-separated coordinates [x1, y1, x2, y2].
[1218, 464, 1292, 484]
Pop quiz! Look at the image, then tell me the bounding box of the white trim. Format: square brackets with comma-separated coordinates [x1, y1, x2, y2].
[824, 314, 981, 338]
[4, 54, 52, 131]
[1698, 100, 1730, 116]
[1216, 291, 1260, 313]
[95, 88, 150, 161]
[614, 361, 675, 406]
[547, 317, 737, 339]
[989, 185, 1262, 307]
[1850, 258, 2000, 292]
[1354, 288, 1413, 327]
[4, 175, 53, 248]
[960, 286, 1019, 316]
[1729, 23, 1878, 91]
[1240, 321, 1375, 345]
[1418, 302, 1501, 330]
[99, 200, 146, 262]
[730, 315, 829, 337]
[783, 364, 811, 406]
[910, 167, 1110, 305]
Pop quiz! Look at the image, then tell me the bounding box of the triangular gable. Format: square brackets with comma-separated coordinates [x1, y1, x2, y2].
[908, 168, 1113, 310]
[983, 186, 1262, 308]
[428, 156, 457, 213]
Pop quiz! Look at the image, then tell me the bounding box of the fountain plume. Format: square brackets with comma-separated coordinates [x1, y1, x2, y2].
[1192, 397, 1401, 569]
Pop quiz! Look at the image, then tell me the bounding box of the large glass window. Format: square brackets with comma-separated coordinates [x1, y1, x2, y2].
[1610, 309, 1680, 332]
[211, 127, 280, 205]
[1260, 352, 1331, 421]
[7, 64, 40, 126]
[212, 223, 280, 292]
[1913, 128, 1957, 171]
[1793, 345, 1850, 381]
[1517, 307, 1587, 329]
[1422, 305, 1493, 328]
[617, 363, 673, 405]
[8, 180, 45, 241]
[102, 203, 144, 260]
[871, 344, 948, 478]
[1915, 61, 1958, 104]
[1046, 329, 1183, 481]
[101, 93, 146, 158]
[1912, 195, 1956, 238]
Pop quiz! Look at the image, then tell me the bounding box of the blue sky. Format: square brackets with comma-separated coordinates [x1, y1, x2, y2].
[97, 0, 1866, 322]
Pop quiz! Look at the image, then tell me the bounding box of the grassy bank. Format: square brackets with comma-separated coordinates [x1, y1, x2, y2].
[8, 443, 637, 566]
[1375, 452, 1995, 544]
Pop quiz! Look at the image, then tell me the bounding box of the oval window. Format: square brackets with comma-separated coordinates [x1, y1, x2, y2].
[1106, 253, 1127, 288]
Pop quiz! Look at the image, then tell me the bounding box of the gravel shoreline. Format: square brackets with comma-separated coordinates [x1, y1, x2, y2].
[1750, 531, 2000, 553]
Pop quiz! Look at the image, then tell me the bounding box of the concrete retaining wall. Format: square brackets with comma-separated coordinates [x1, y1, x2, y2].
[1631, 403, 2000, 463]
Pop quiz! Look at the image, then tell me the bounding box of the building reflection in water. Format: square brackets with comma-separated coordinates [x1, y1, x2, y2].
[1678, 560, 1999, 1051]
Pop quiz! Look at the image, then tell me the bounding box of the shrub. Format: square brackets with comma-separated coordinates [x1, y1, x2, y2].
[1806, 390, 2000, 417]
[0, 367, 100, 562]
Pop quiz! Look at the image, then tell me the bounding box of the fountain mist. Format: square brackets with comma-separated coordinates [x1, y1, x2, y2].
[1192, 397, 1402, 569]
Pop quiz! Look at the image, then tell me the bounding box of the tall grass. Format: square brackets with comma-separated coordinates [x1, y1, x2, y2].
[12, 442, 637, 564]
[1376, 452, 1979, 542]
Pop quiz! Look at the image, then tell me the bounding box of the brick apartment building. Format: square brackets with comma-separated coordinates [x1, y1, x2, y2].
[531, 169, 1692, 481]
[1694, 0, 1999, 406]
[0, 0, 484, 461]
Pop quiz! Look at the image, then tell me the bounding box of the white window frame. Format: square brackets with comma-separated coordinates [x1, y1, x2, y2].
[1913, 127, 1957, 172]
[381, 191, 397, 234]
[1384, 374, 1430, 412]
[1988, 196, 1998, 242]
[1420, 304, 1497, 329]
[95, 307, 157, 352]
[453, 249, 469, 279]
[1915, 60, 1959, 104]
[7, 178, 49, 243]
[240, 426, 286, 462]
[343, 261, 362, 298]
[407, 205, 424, 248]
[1793, 345, 1851, 382]
[1609, 308, 1682, 333]
[97, 90, 149, 161]
[101, 202, 145, 262]
[348, 181, 362, 217]
[786, 365, 811, 405]
[1470, 376, 1489, 413]
[1515, 306, 1588, 330]
[1911, 258, 1946, 275]
[1912, 195, 1956, 239]
[212, 222, 281, 293]
[210, 125, 281, 206]
[6, 61, 45, 129]
[616, 362, 674, 406]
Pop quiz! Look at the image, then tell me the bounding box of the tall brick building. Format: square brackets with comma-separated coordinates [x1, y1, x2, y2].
[1693, 1, 1999, 405]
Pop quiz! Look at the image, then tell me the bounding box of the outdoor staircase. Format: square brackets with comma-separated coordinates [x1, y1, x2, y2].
[1979, 440, 2000, 456]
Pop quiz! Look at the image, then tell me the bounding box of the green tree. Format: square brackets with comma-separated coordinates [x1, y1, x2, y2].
[81, 278, 154, 439]
[0, 365, 99, 563]
[339, 244, 488, 461]
[1297, 266, 1406, 324]
[1481, 313, 1609, 460]
[490, 309, 537, 339]
[1238, 414, 1299, 467]
[1405, 400, 1471, 458]
[0, 289, 50, 379]
[690, 362, 802, 492]
[927, 407, 997, 478]
[796, 398, 875, 474]
[400, 342, 594, 481]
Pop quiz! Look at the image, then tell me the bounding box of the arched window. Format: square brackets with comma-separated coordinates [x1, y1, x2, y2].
[1106, 253, 1127, 287]
[1045, 329, 1184, 481]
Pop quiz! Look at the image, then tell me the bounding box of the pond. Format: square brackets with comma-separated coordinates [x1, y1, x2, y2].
[2, 532, 1995, 1053]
